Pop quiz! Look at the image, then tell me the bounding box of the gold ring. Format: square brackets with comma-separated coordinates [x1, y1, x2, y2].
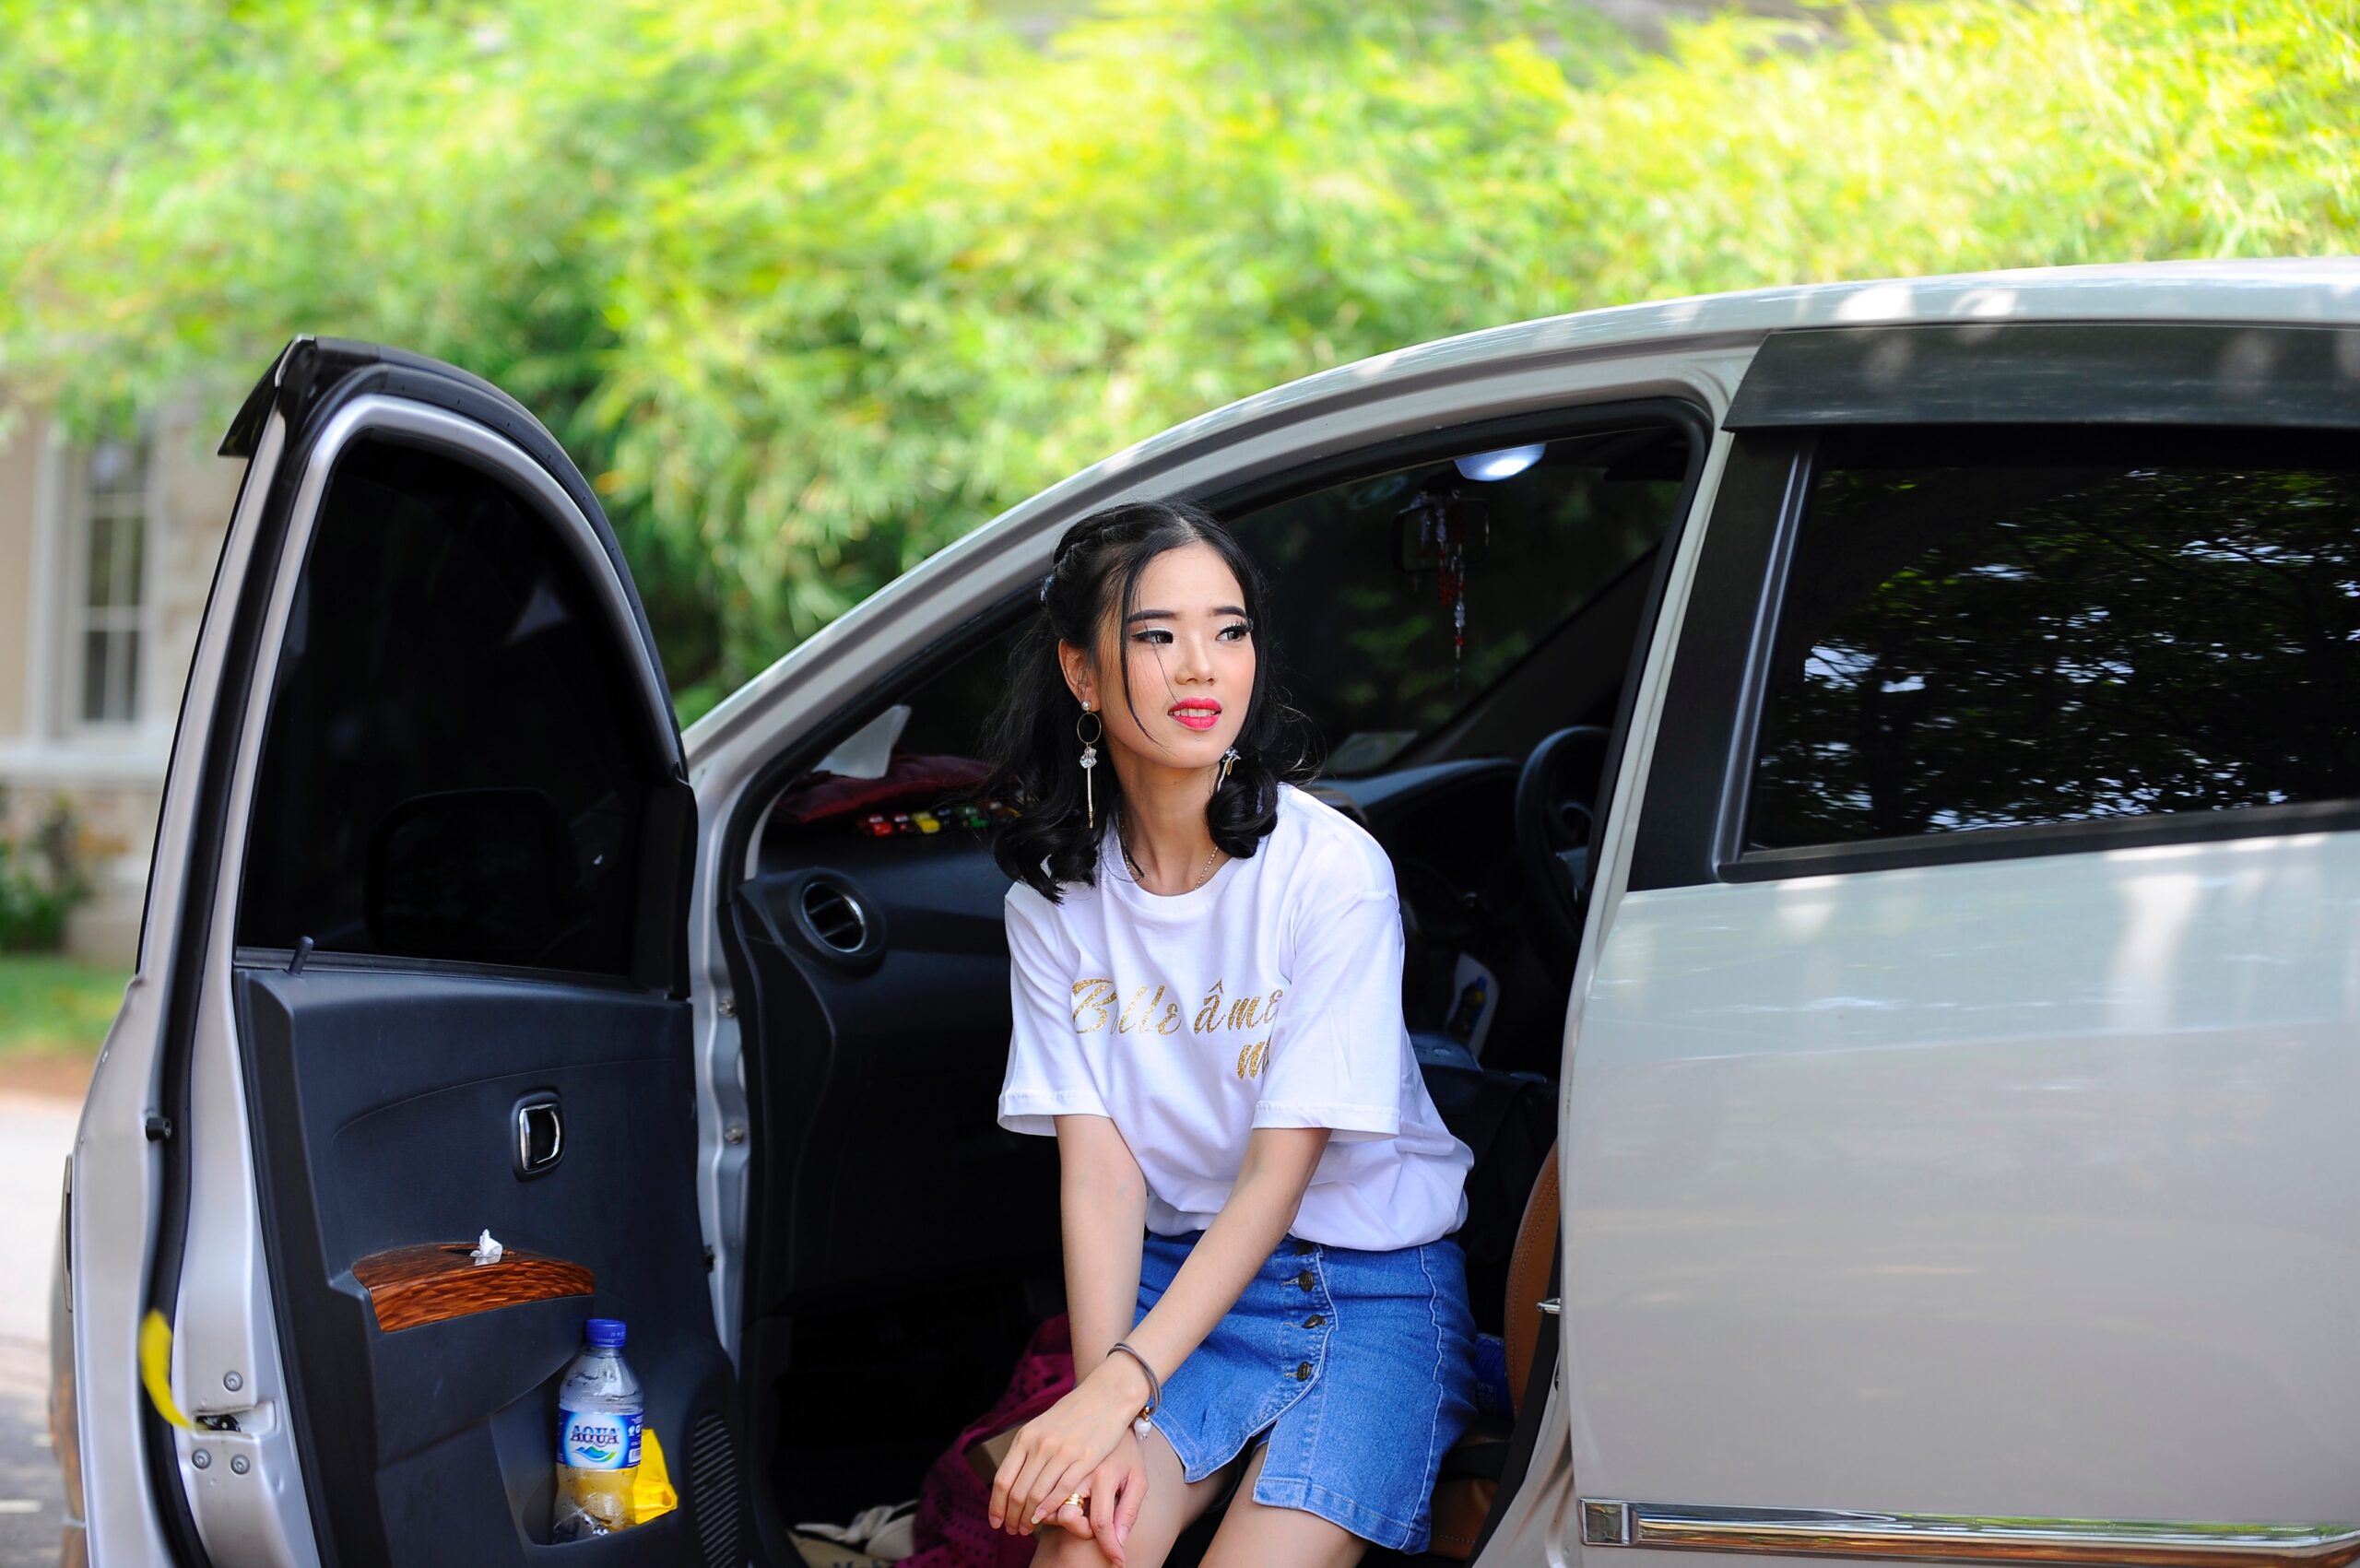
[1063, 1491, 1090, 1509]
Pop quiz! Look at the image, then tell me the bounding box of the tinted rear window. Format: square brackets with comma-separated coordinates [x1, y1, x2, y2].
[1748, 426, 2360, 849]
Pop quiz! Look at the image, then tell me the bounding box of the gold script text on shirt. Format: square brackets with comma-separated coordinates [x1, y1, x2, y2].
[1069, 978, 1284, 1079]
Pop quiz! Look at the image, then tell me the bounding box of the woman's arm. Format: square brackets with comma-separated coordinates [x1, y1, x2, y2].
[1110, 1124, 1328, 1403]
[992, 1122, 1330, 1535]
[1056, 1113, 1150, 1373]
[988, 1115, 1152, 1544]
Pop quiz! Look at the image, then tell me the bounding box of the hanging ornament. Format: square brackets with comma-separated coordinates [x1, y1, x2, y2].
[1438, 499, 1466, 686]
[1398, 477, 1477, 691]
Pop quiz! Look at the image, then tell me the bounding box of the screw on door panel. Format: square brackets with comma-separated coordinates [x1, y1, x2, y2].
[191, 1449, 211, 1470]
[222, 1370, 242, 1392]
[230, 1455, 251, 1475]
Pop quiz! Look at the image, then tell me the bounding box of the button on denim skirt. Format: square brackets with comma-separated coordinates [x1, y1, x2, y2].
[1130, 1227, 1480, 1554]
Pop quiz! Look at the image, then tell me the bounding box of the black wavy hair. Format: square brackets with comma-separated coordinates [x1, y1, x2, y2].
[981, 497, 1316, 902]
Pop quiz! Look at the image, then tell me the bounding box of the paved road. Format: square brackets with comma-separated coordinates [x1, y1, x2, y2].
[0, 1094, 75, 1568]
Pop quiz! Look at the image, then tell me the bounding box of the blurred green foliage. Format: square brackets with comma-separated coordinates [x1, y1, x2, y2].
[0, 952, 124, 1061]
[0, 792, 90, 951]
[4, 0, 2355, 720]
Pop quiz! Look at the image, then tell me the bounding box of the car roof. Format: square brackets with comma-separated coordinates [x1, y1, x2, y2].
[685, 258, 2360, 757]
[973, 259, 2360, 535]
[1182, 256, 2360, 441]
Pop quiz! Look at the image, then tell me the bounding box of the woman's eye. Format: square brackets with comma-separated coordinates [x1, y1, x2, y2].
[1130, 623, 1248, 646]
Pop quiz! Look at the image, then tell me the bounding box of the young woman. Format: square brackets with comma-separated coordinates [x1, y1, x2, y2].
[980, 499, 1480, 1567]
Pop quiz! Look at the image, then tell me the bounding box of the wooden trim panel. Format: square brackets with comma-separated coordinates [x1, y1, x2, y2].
[352, 1243, 595, 1333]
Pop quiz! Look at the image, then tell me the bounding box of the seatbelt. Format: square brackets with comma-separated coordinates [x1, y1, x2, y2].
[1467, 1241, 1561, 1562]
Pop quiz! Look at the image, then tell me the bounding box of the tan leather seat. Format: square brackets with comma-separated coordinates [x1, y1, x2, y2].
[1426, 1143, 1558, 1560]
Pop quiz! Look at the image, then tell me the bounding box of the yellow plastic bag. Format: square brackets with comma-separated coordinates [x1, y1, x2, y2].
[632, 1426, 678, 1523]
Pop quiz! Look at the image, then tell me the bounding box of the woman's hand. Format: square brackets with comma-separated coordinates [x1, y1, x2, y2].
[1041, 1428, 1150, 1564]
[988, 1356, 1153, 1539]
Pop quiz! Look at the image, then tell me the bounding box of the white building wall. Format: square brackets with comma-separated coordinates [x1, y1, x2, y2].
[0, 391, 240, 967]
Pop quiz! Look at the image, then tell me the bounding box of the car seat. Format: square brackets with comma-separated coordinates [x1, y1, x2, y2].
[1425, 1141, 1559, 1560]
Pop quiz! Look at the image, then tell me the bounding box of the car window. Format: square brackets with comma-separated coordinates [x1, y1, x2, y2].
[1748, 425, 2360, 850]
[1229, 423, 1686, 773]
[236, 435, 662, 975]
[760, 419, 1693, 851]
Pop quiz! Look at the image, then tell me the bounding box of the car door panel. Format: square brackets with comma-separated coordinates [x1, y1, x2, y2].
[117, 338, 749, 1567]
[1573, 840, 2360, 1527]
[719, 840, 1063, 1544]
[729, 839, 1056, 1309]
[235, 974, 734, 1484]
[1569, 324, 2360, 1566]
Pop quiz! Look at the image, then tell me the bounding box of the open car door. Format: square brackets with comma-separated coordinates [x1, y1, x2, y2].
[116, 338, 750, 1566]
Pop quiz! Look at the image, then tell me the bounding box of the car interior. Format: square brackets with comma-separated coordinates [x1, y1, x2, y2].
[714, 406, 1704, 1565]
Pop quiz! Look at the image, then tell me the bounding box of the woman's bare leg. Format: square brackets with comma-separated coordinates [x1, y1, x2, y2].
[1029, 1426, 1242, 1568]
[1197, 1440, 1368, 1568]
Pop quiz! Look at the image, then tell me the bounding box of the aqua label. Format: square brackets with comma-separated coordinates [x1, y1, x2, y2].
[559, 1408, 643, 1470]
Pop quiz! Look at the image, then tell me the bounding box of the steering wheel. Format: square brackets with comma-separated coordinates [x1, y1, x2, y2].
[1513, 725, 1612, 973]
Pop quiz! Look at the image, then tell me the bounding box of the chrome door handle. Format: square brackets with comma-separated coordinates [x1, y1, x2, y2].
[1578, 1501, 2360, 1565]
[515, 1098, 563, 1176]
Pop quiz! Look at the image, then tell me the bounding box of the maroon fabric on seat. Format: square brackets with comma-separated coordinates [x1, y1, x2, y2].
[903, 1313, 1076, 1567]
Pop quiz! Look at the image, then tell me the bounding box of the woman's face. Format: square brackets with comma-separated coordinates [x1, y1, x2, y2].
[1062, 539, 1256, 781]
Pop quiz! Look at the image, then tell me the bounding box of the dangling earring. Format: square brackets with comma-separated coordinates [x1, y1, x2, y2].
[1219, 747, 1239, 785]
[1077, 703, 1103, 830]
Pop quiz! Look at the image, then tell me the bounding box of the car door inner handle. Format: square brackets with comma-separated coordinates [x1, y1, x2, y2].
[515, 1098, 563, 1176]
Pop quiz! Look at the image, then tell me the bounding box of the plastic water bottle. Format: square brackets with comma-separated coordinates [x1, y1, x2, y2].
[552, 1318, 643, 1540]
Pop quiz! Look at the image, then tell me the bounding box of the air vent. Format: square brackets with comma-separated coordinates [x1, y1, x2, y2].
[799, 878, 868, 953]
[684, 1409, 744, 1567]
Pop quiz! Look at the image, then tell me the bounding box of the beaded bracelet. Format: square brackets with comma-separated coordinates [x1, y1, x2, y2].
[1106, 1340, 1161, 1436]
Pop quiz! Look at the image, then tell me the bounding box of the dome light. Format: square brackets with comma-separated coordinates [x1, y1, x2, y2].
[1453, 443, 1544, 482]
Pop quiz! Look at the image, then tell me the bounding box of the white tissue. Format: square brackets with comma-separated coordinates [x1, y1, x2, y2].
[812, 703, 910, 780]
[470, 1229, 504, 1265]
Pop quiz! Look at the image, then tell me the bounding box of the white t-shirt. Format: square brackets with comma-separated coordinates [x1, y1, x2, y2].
[996, 783, 1473, 1250]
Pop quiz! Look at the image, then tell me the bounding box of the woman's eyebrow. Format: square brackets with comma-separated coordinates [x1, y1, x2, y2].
[1126, 604, 1250, 623]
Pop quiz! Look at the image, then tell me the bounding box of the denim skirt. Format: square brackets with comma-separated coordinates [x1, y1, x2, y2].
[1130, 1227, 1480, 1553]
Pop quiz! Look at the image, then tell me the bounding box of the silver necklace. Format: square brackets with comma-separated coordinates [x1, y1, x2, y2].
[1119, 831, 1222, 894]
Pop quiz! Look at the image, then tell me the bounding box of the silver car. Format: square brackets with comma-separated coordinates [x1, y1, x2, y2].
[53, 259, 2360, 1566]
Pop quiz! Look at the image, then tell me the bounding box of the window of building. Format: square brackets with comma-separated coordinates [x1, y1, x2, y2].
[72, 437, 149, 727]
[1747, 425, 2360, 852]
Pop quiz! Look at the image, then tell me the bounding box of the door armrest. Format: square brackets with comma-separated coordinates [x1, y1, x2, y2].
[353, 1243, 594, 1332]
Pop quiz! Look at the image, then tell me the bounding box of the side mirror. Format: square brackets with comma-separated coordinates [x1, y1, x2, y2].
[365, 788, 577, 966]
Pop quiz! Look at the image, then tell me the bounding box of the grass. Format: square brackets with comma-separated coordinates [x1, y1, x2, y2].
[0, 952, 127, 1061]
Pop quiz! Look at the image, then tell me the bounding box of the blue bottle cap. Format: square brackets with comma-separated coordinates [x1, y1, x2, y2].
[584, 1317, 627, 1349]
